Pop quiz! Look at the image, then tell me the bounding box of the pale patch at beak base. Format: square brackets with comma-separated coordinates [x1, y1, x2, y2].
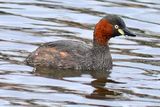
[118, 29, 125, 36]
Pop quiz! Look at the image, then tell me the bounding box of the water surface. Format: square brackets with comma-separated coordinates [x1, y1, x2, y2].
[0, 0, 160, 106]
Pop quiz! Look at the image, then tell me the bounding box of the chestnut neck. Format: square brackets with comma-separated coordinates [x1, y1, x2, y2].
[93, 19, 113, 47]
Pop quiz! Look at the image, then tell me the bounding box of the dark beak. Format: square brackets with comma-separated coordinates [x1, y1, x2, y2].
[123, 28, 136, 37]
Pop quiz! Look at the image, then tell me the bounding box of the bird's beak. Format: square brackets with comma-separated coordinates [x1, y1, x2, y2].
[118, 28, 136, 37]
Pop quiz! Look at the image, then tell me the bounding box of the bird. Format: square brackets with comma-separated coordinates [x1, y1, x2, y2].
[25, 14, 136, 71]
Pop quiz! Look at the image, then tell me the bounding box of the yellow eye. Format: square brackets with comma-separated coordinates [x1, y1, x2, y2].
[115, 25, 119, 29]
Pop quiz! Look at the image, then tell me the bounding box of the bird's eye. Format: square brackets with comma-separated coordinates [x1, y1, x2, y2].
[114, 25, 119, 29]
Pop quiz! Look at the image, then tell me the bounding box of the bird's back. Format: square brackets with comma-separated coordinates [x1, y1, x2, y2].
[26, 40, 91, 69]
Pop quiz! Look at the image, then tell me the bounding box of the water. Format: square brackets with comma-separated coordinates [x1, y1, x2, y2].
[0, 0, 160, 106]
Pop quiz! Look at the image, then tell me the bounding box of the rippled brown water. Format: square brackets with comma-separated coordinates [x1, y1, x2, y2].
[0, 0, 160, 106]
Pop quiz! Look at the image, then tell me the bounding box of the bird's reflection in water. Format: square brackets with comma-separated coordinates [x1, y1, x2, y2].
[86, 70, 122, 99]
[34, 67, 122, 99]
